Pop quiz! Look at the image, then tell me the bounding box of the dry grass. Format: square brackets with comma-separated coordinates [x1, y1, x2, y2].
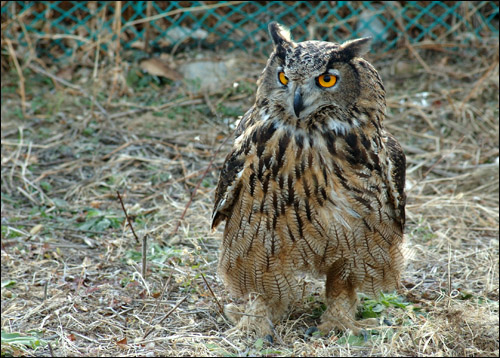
[1, 26, 499, 357]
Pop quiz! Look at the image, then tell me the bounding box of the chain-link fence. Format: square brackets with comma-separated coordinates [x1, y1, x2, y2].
[2, 1, 499, 60]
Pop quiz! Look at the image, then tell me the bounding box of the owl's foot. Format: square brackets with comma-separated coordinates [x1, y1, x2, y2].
[318, 310, 380, 336]
[224, 302, 274, 337]
[223, 296, 287, 338]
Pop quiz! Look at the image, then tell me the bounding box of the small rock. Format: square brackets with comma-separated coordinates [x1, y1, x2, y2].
[179, 58, 238, 93]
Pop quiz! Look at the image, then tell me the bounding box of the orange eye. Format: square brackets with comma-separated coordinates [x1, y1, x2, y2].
[317, 74, 337, 88]
[278, 71, 289, 86]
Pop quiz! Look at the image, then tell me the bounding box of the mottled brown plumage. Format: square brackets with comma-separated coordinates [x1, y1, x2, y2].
[212, 22, 406, 337]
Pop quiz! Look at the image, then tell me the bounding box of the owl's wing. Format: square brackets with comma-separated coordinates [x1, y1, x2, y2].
[211, 150, 245, 230]
[233, 106, 254, 137]
[384, 133, 406, 231]
[211, 107, 254, 229]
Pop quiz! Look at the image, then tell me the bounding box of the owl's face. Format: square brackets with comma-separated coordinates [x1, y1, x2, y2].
[256, 23, 385, 132]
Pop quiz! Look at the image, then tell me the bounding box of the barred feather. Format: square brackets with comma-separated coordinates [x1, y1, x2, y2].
[212, 21, 406, 336]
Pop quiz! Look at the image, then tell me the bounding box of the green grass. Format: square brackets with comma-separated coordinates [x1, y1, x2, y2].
[77, 208, 122, 233]
[358, 292, 411, 319]
[1, 330, 47, 356]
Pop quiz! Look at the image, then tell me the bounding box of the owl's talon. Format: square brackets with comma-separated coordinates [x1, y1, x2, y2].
[305, 326, 320, 337]
[222, 297, 283, 338]
[264, 334, 274, 344]
[383, 317, 393, 326]
[360, 329, 369, 342]
[223, 303, 244, 326]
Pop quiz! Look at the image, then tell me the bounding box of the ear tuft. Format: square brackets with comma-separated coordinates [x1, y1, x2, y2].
[268, 22, 292, 47]
[340, 37, 372, 58]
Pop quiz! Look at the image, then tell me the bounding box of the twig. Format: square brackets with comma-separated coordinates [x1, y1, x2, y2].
[405, 39, 431, 74]
[8, 127, 24, 193]
[5, 38, 26, 117]
[1, 221, 109, 235]
[17, 15, 36, 60]
[107, 108, 145, 120]
[144, 273, 172, 335]
[422, 135, 465, 178]
[143, 296, 188, 339]
[117, 191, 147, 280]
[27, 63, 109, 118]
[139, 164, 222, 204]
[168, 133, 229, 240]
[92, 5, 107, 80]
[107, 1, 123, 105]
[1, 140, 55, 149]
[387, 4, 432, 74]
[47, 342, 54, 357]
[447, 245, 452, 305]
[201, 273, 224, 316]
[166, 98, 231, 240]
[34, 158, 85, 183]
[144, 1, 152, 53]
[35, 33, 92, 43]
[142, 233, 148, 280]
[116, 191, 140, 244]
[0, 4, 30, 31]
[203, 92, 217, 116]
[459, 60, 498, 111]
[107, 99, 204, 120]
[43, 279, 49, 301]
[408, 331, 419, 355]
[436, 2, 487, 43]
[122, 1, 244, 29]
[308, 8, 385, 39]
[170, 35, 190, 57]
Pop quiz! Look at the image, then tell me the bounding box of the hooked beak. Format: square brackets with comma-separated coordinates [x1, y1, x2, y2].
[293, 88, 304, 118]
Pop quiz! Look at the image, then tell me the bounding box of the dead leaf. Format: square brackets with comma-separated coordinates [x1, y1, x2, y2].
[90, 201, 102, 208]
[130, 41, 145, 49]
[56, 66, 75, 81]
[139, 58, 183, 81]
[116, 337, 127, 345]
[30, 224, 43, 235]
[151, 291, 161, 299]
[82, 256, 92, 267]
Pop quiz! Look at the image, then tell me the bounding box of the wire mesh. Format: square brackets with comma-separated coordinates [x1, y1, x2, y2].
[2, 1, 499, 60]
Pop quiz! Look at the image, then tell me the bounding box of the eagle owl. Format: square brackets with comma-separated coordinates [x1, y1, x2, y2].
[212, 22, 406, 337]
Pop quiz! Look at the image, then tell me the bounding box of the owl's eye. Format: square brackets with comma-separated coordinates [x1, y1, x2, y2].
[278, 71, 289, 86]
[317, 74, 337, 88]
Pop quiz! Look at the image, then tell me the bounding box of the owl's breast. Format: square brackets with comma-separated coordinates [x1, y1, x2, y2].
[222, 118, 385, 264]
[240, 120, 382, 216]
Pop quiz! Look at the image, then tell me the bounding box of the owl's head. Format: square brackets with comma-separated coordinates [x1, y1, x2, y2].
[256, 22, 385, 133]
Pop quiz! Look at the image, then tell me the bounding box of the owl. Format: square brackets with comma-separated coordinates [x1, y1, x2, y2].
[211, 22, 406, 338]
